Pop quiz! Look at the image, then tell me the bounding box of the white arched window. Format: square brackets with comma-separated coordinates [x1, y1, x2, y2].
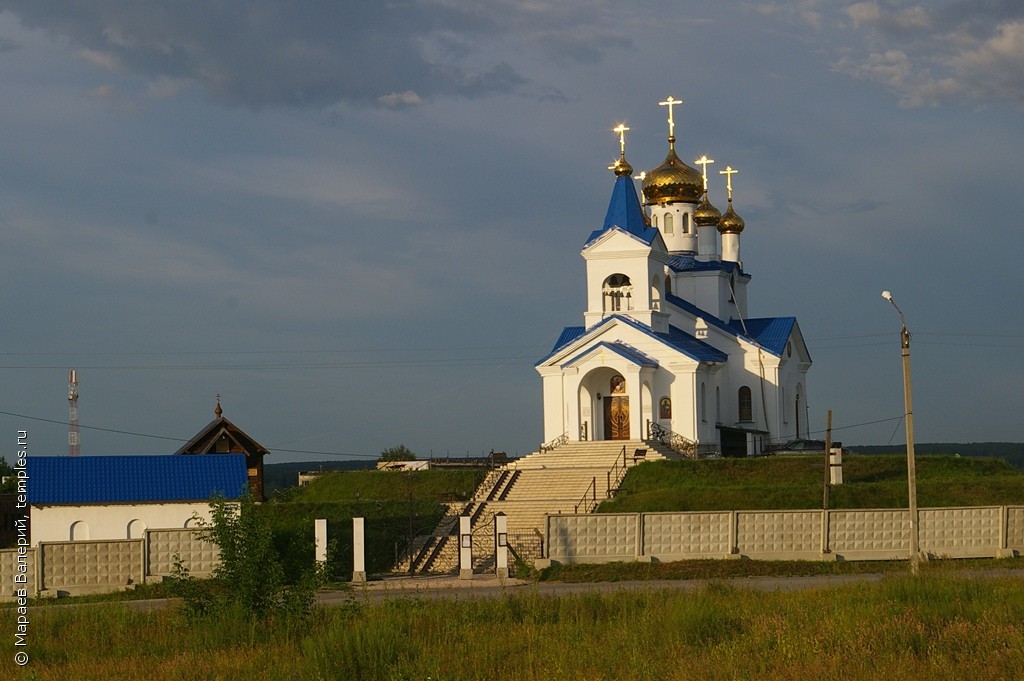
[738, 386, 753, 422]
[663, 213, 674, 235]
[700, 383, 707, 423]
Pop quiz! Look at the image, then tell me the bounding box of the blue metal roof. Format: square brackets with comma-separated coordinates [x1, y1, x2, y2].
[27, 454, 249, 505]
[666, 254, 748, 276]
[584, 175, 660, 247]
[551, 326, 586, 353]
[662, 325, 729, 362]
[728, 317, 797, 356]
[664, 293, 794, 356]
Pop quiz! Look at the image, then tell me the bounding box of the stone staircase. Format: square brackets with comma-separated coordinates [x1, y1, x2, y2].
[398, 439, 675, 574]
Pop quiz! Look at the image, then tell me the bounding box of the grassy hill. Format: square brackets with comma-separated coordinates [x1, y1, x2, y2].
[261, 468, 486, 578]
[599, 454, 1024, 514]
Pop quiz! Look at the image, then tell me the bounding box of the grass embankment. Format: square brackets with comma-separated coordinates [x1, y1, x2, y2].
[7, 574, 1024, 680]
[600, 454, 1024, 513]
[264, 469, 485, 578]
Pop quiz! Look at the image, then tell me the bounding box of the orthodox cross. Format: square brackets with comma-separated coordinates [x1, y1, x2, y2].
[719, 165, 739, 201]
[694, 154, 715, 192]
[613, 123, 629, 157]
[659, 96, 681, 138]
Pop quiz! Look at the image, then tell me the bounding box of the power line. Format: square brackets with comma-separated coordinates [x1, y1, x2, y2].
[0, 409, 379, 459]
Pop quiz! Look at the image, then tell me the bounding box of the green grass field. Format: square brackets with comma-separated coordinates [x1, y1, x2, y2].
[6, 574, 1024, 680]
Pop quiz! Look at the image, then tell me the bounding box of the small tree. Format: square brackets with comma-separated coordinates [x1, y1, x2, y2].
[379, 444, 416, 462]
[174, 493, 322, 621]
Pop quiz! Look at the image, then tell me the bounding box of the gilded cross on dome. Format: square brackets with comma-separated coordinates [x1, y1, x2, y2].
[719, 165, 739, 201]
[694, 154, 715, 192]
[613, 123, 629, 157]
[607, 123, 634, 176]
[659, 96, 681, 139]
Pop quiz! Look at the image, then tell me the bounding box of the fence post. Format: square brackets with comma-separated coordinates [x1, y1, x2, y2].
[352, 517, 366, 583]
[315, 518, 328, 566]
[459, 516, 473, 580]
[495, 513, 509, 580]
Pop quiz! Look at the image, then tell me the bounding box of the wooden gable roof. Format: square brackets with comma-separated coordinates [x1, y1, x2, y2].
[175, 399, 270, 458]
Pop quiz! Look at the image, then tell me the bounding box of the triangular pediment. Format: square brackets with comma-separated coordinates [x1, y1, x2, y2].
[536, 315, 721, 369]
[582, 225, 667, 258]
[176, 415, 270, 458]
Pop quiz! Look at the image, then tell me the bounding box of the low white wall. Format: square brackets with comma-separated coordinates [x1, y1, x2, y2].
[30, 503, 215, 546]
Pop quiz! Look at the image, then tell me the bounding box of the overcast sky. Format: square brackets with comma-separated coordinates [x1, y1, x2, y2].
[2, 1, 1023, 463]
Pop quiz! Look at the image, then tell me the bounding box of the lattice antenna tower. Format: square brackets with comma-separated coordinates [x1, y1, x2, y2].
[68, 369, 80, 456]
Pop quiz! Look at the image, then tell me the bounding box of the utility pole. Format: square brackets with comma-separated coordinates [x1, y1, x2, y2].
[823, 410, 832, 511]
[882, 291, 920, 576]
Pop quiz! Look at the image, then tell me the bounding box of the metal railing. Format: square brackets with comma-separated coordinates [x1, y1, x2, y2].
[606, 445, 628, 498]
[647, 420, 699, 459]
[540, 432, 569, 453]
[574, 476, 598, 514]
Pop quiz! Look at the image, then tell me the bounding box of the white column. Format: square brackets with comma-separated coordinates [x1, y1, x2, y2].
[494, 513, 509, 580]
[352, 517, 366, 583]
[721, 233, 740, 263]
[315, 518, 328, 565]
[458, 516, 473, 580]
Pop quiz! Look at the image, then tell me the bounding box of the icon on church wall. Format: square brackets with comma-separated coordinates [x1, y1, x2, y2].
[610, 376, 625, 394]
[660, 397, 672, 419]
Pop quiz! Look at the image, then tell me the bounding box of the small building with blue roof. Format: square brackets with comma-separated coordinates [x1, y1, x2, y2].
[536, 101, 812, 456]
[25, 453, 248, 545]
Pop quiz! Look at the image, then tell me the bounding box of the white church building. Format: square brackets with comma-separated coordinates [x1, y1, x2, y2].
[536, 101, 811, 457]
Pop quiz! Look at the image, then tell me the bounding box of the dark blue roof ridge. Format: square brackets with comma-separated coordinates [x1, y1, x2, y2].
[537, 314, 727, 365]
[561, 340, 659, 369]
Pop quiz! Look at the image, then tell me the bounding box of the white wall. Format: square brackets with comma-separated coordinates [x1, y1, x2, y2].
[30, 502, 216, 546]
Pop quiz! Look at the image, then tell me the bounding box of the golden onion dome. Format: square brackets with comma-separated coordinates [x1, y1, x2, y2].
[718, 201, 745, 234]
[641, 144, 704, 205]
[611, 155, 633, 177]
[692, 195, 721, 227]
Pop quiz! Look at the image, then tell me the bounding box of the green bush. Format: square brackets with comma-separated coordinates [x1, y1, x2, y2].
[171, 493, 323, 621]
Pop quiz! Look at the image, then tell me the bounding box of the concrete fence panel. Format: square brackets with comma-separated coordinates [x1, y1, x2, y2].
[736, 511, 821, 558]
[643, 512, 732, 560]
[547, 514, 639, 563]
[40, 539, 144, 595]
[828, 509, 909, 559]
[146, 528, 219, 578]
[0, 548, 36, 597]
[1007, 506, 1024, 551]
[919, 506, 1001, 558]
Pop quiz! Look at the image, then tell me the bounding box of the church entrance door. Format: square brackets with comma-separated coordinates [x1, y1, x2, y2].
[604, 396, 630, 440]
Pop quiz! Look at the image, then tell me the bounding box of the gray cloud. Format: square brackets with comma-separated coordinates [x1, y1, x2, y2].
[2, 0, 629, 109]
[834, 1, 1024, 106]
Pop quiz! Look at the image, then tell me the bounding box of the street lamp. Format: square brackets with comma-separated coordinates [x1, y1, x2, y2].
[881, 290, 920, 575]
